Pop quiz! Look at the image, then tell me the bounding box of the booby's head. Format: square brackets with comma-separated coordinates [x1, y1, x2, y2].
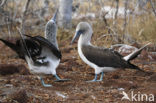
[45, 9, 58, 48]
[71, 22, 93, 44]
[45, 19, 57, 34]
[45, 9, 57, 35]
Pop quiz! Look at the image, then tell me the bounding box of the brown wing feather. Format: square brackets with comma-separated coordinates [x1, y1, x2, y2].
[26, 35, 62, 59]
[81, 45, 130, 68]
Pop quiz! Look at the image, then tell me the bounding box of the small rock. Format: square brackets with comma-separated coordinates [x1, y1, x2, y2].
[44, 94, 50, 100]
[56, 91, 68, 99]
[5, 84, 13, 87]
[118, 88, 125, 91]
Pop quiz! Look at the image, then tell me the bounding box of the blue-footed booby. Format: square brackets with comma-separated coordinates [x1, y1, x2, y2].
[0, 10, 69, 87]
[71, 22, 149, 82]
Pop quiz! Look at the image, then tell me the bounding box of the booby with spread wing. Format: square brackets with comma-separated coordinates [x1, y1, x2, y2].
[0, 10, 69, 87]
[71, 22, 149, 82]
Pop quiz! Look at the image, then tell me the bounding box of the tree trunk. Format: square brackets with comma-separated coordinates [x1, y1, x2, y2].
[58, 0, 73, 29]
[123, 0, 134, 44]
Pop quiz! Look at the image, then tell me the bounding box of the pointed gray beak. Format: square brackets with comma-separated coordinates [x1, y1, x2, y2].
[71, 30, 83, 44]
[52, 9, 58, 22]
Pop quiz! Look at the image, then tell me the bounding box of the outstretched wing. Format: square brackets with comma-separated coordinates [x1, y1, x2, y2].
[0, 38, 25, 59]
[81, 45, 129, 68]
[26, 35, 62, 59]
[16, 39, 42, 58]
[0, 37, 42, 60]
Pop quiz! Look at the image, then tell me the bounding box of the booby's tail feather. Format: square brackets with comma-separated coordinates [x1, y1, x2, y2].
[124, 43, 151, 61]
[129, 62, 145, 73]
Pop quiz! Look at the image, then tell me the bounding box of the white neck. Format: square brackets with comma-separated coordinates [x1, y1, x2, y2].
[78, 29, 93, 46]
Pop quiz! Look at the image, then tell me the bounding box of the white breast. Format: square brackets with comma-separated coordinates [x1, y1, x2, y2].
[25, 47, 60, 75]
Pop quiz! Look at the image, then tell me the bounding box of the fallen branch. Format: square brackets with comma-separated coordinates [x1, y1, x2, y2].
[106, 26, 123, 43]
[111, 44, 128, 49]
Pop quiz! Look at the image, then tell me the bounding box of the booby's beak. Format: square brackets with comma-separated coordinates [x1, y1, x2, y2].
[71, 30, 83, 44]
[52, 9, 58, 22]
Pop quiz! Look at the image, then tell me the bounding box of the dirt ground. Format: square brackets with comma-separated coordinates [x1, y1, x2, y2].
[0, 39, 156, 103]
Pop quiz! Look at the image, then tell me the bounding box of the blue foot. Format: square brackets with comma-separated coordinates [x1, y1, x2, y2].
[54, 74, 70, 82]
[87, 79, 97, 82]
[86, 74, 98, 82]
[97, 72, 104, 81]
[40, 77, 52, 87]
[42, 83, 52, 87]
[96, 80, 103, 82]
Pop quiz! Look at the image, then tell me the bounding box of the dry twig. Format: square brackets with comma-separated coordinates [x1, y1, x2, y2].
[149, 0, 156, 17]
[21, 0, 31, 34]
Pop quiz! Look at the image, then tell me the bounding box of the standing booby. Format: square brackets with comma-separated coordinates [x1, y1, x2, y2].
[0, 10, 69, 87]
[71, 22, 149, 82]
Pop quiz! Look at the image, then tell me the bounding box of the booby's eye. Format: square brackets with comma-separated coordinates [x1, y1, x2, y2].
[51, 20, 55, 24]
[78, 30, 85, 34]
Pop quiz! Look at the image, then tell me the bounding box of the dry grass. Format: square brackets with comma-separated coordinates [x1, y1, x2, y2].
[0, 0, 155, 46]
[130, 15, 156, 43]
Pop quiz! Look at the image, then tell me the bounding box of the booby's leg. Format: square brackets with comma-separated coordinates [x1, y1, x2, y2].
[87, 74, 98, 82]
[40, 77, 52, 87]
[97, 72, 104, 81]
[54, 74, 70, 82]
